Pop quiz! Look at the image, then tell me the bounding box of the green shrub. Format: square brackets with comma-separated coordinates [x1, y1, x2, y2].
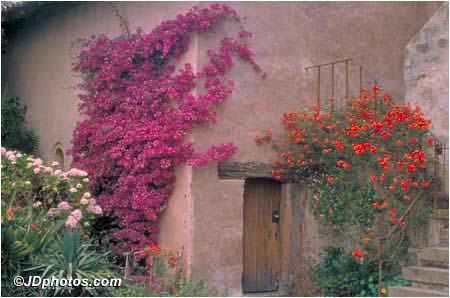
[111, 244, 224, 297]
[28, 230, 119, 296]
[314, 246, 410, 297]
[1, 199, 63, 280]
[1, 149, 112, 296]
[111, 275, 224, 297]
[1, 89, 39, 154]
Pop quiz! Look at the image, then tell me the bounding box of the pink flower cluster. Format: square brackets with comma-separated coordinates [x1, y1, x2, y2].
[57, 201, 71, 210]
[70, 4, 263, 253]
[87, 198, 103, 215]
[66, 209, 82, 229]
[188, 143, 237, 167]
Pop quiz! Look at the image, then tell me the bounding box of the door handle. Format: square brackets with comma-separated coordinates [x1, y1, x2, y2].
[272, 210, 280, 223]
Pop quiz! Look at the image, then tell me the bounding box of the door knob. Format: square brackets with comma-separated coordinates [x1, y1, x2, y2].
[272, 210, 280, 223]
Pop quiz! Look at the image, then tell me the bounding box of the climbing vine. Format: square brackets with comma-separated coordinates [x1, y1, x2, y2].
[70, 4, 264, 253]
[257, 85, 434, 267]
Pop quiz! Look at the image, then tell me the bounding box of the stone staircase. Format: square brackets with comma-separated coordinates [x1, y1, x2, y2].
[389, 209, 449, 297]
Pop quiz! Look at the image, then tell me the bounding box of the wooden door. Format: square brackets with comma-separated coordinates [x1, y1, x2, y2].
[243, 178, 281, 293]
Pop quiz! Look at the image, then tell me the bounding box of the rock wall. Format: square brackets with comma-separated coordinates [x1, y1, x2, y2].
[405, 3, 449, 143]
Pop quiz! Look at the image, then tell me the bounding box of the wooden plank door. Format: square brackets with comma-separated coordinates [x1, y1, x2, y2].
[243, 178, 281, 293]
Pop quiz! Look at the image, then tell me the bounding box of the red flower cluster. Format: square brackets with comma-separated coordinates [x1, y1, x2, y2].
[148, 243, 179, 266]
[257, 84, 434, 258]
[351, 248, 368, 258]
[255, 129, 272, 145]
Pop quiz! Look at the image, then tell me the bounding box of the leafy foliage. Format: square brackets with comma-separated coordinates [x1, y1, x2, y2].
[112, 276, 222, 297]
[257, 85, 435, 294]
[112, 244, 222, 297]
[260, 86, 434, 253]
[1, 148, 108, 296]
[1, 199, 63, 282]
[1, 89, 39, 154]
[28, 230, 119, 296]
[314, 246, 411, 297]
[70, 4, 264, 253]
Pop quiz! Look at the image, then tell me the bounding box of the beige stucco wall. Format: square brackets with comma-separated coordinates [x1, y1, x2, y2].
[190, 2, 442, 295]
[3, 1, 443, 296]
[4, 0, 197, 274]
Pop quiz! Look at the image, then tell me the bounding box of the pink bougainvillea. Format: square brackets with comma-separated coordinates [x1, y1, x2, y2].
[70, 4, 263, 253]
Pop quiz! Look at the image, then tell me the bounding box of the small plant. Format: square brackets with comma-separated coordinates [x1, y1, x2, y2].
[1, 198, 63, 284]
[28, 230, 119, 296]
[1, 89, 39, 154]
[314, 246, 411, 297]
[136, 244, 221, 297]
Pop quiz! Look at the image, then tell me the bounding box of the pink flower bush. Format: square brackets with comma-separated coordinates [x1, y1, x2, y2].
[69, 4, 263, 253]
[1, 147, 104, 236]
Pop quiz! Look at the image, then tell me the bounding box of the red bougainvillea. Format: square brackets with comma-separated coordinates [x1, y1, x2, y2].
[70, 4, 263, 253]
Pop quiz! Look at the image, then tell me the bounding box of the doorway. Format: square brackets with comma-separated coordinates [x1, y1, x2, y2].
[242, 178, 282, 293]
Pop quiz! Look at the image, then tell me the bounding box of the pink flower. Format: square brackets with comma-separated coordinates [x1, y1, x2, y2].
[160, 159, 171, 169]
[65, 211, 82, 229]
[70, 209, 83, 221]
[65, 216, 78, 228]
[43, 167, 53, 173]
[57, 201, 71, 210]
[32, 158, 43, 167]
[87, 204, 103, 215]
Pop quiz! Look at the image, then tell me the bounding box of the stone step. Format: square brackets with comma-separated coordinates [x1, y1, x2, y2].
[431, 209, 449, 219]
[388, 286, 448, 297]
[441, 227, 449, 240]
[402, 266, 449, 286]
[389, 285, 449, 297]
[417, 246, 449, 266]
[411, 281, 449, 293]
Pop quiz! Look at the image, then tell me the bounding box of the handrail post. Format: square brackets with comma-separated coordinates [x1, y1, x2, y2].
[317, 66, 321, 108]
[345, 60, 349, 98]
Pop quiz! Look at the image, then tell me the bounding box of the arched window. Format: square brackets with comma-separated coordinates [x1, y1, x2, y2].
[53, 143, 65, 170]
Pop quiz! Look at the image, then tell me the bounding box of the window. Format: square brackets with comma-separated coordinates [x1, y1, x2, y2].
[53, 144, 65, 170]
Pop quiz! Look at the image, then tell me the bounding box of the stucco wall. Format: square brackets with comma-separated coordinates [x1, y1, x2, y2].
[3, 1, 443, 296]
[4, 0, 197, 273]
[405, 2, 449, 143]
[190, 2, 442, 295]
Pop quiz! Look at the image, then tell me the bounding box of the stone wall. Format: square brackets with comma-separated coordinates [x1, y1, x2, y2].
[405, 2, 449, 143]
[404, 2, 449, 249]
